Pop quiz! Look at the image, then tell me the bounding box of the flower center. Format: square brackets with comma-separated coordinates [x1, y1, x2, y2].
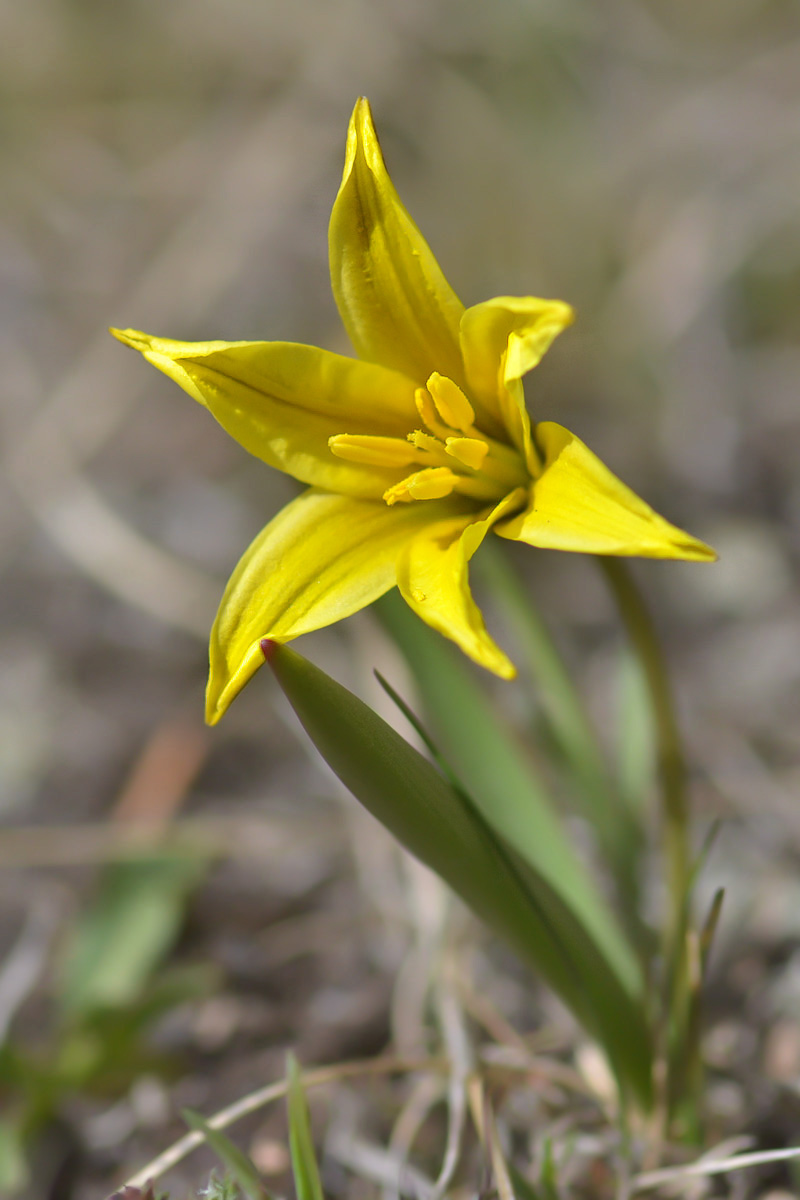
[328, 372, 529, 506]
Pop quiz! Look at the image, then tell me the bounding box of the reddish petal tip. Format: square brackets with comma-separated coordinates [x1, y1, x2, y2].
[260, 638, 278, 662]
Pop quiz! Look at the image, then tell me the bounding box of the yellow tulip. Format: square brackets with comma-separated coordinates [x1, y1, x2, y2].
[113, 99, 714, 724]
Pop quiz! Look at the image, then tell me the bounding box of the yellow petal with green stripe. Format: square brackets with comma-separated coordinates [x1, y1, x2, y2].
[396, 489, 527, 680]
[496, 423, 717, 561]
[329, 98, 466, 388]
[111, 329, 418, 499]
[206, 488, 473, 723]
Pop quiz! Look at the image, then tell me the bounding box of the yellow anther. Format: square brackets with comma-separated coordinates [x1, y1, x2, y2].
[445, 436, 489, 471]
[426, 373, 475, 432]
[408, 468, 458, 500]
[329, 434, 418, 467]
[407, 468, 458, 499]
[383, 467, 457, 506]
[414, 388, 449, 438]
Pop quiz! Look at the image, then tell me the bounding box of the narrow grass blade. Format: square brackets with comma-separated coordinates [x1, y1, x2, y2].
[537, 1139, 560, 1200]
[700, 887, 724, 973]
[374, 670, 461, 789]
[375, 592, 641, 999]
[182, 1109, 272, 1200]
[666, 827, 724, 1124]
[286, 1053, 324, 1200]
[670, 885, 726, 1134]
[507, 1163, 552, 1200]
[264, 642, 653, 1110]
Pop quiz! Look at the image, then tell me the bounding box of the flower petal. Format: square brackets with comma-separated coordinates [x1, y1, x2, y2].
[329, 98, 466, 388]
[396, 489, 528, 680]
[460, 296, 574, 438]
[206, 488, 472, 723]
[111, 329, 419, 499]
[496, 422, 717, 561]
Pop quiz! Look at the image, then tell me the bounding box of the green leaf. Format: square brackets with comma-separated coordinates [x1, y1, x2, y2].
[506, 1144, 561, 1200]
[286, 1053, 324, 1200]
[59, 854, 206, 1017]
[55, 964, 216, 1090]
[0, 1119, 28, 1195]
[183, 1110, 273, 1200]
[373, 670, 462, 789]
[264, 642, 653, 1110]
[700, 886, 724, 974]
[375, 592, 642, 1000]
[507, 1164, 545, 1200]
[538, 1137, 561, 1200]
[615, 648, 656, 817]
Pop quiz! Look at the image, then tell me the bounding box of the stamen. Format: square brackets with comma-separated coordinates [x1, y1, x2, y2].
[427, 373, 475, 432]
[408, 469, 458, 500]
[383, 467, 457, 506]
[445, 436, 488, 471]
[329, 434, 418, 467]
[414, 388, 449, 439]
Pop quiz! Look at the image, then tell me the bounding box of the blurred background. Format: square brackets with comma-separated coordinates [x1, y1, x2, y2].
[2, 1, 800, 1196]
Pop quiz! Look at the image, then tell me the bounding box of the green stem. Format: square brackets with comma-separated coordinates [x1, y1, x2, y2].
[598, 559, 690, 936]
[478, 543, 645, 930]
[599, 559, 692, 1128]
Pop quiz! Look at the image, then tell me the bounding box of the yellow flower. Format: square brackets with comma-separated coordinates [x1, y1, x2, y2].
[112, 98, 714, 724]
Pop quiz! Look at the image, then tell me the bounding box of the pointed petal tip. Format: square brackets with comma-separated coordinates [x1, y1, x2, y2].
[343, 96, 382, 180]
[203, 687, 223, 726]
[676, 538, 718, 564]
[109, 327, 151, 351]
[206, 643, 268, 724]
[204, 678, 238, 726]
[351, 96, 375, 136]
[660, 522, 718, 563]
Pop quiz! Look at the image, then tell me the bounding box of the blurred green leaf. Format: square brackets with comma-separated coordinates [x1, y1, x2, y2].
[538, 1137, 560, 1200]
[700, 887, 724, 974]
[507, 1144, 562, 1200]
[54, 964, 216, 1090]
[183, 1111, 272, 1200]
[286, 1053, 324, 1200]
[375, 592, 641, 998]
[265, 642, 653, 1109]
[507, 1164, 546, 1200]
[0, 963, 214, 1200]
[0, 1119, 28, 1194]
[615, 648, 656, 818]
[59, 854, 206, 1017]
